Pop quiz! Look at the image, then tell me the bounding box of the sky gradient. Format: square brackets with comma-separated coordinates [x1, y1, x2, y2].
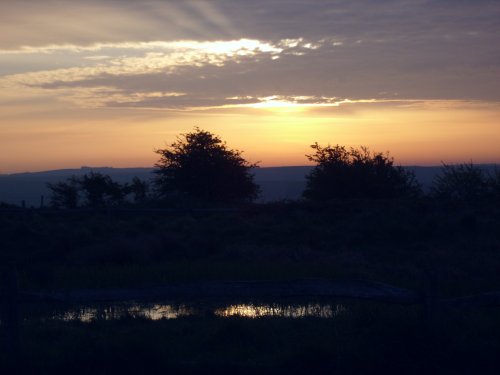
[1, 0, 499, 173]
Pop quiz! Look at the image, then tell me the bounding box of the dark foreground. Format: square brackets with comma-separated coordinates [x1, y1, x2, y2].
[1, 198, 500, 373]
[4, 304, 500, 374]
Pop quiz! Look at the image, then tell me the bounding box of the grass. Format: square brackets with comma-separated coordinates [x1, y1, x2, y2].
[1, 198, 500, 373]
[4, 303, 500, 374]
[0, 199, 498, 297]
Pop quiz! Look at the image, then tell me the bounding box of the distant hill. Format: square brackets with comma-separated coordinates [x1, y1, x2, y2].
[0, 165, 497, 207]
[0, 167, 155, 207]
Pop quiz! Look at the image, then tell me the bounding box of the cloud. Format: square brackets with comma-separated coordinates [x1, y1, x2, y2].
[2, 1, 498, 48]
[0, 1, 231, 49]
[1, 1, 499, 112]
[0, 39, 296, 84]
[0, 39, 285, 55]
[2, 38, 346, 110]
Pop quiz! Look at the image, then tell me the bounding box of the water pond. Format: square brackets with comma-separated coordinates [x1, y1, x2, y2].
[30, 301, 347, 322]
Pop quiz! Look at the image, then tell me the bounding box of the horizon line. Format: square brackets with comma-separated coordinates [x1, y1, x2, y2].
[2, 162, 500, 176]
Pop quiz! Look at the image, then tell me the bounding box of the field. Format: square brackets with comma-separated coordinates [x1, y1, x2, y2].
[1, 198, 500, 373]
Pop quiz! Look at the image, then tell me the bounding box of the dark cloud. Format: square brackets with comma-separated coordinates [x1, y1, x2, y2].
[1, 0, 499, 107]
[29, 39, 500, 105]
[2, 1, 499, 45]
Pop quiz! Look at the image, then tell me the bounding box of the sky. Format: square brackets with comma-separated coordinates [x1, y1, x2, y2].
[1, 0, 499, 173]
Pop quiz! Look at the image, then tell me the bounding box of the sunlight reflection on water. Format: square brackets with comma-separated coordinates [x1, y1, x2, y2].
[214, 303, 346, 318]
[50, 303, 347, 322]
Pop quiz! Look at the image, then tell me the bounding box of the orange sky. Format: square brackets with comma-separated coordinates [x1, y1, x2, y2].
[1, 1, 499, 173]
[1, 100, 499, 174]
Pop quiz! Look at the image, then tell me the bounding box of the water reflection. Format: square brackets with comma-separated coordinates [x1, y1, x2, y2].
[215, 303, 346, 318]
[46, 302, 346, 322]
[56, 304, 193, 322]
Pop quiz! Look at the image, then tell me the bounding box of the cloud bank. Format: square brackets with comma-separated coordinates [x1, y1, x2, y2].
[1, 0, 499, 112]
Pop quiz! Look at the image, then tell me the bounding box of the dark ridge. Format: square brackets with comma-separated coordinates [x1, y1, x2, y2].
[0, 164, 498, 206]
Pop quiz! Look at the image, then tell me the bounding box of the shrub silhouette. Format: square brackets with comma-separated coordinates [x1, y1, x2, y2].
[431, 163, 489, 202]
[154, 127, 259, 203]
[47, 177, 80, 209]
[127, 176, 150, 203]
[79, 172, 126, 207]
[488, 168, 500, 203]
[48, 172, 130, 208]
[303, 143, 420, 200]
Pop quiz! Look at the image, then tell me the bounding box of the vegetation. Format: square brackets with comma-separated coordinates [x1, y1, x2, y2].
[128, 176, 150, 203]
[431, 163, 488, 202]
[47, 177, 80, 208]
[0, 201, 19, 209]
[9, 305, 500, 374]
[1, 195, 500, 373]
[431, 162, 500, 203]
[489, 168, 500, 202]
[0, 199, 497, 296]
[154, 128, 260, 204]
[47, 172, 150, 208]
[303, 143, 420, 200]
[2, 132, 500, 373]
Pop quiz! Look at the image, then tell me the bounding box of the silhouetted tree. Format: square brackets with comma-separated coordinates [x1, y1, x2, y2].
[48, 172, 129, 208]
[488, 168, 500, 202]
[431, 163, 488, 202]
[154, 128, 259, 203]
[0, 202, 20, 209]
[128, 177, 149, 203]
[47, 177, 80, 208]
[303, 143, 420, 200]
[79, 172, 126, 207]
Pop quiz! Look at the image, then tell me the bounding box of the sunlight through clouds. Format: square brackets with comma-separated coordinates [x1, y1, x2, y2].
[0, 0, 499, 172]
[0, 38, 291, 83]
[0, 38, 328, 109]
[0, 39, 285, 56]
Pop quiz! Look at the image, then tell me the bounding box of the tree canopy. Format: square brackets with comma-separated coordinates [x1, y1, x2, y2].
[303, 143, 420, 200]
[154, 128, 259, 203]
[431, 163, 500, 203]
[47, 177, 80, 209]
[79, 172, 125, 207]
[47, 172, 149, 208]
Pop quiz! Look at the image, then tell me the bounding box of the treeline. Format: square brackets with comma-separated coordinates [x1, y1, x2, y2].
[5, 128, 500, 209]
[47, 174, 149, 209]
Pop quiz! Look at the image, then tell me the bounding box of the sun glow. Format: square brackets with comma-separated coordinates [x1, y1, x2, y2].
[214, 304, 346, 318]
[247, 97, 309, 112]
[210, 96, 383, 113]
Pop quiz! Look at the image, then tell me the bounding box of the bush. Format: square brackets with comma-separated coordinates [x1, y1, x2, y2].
[47, 172, 146, 208]
[154, 128, 260, 204]
[487, 168, 500, 203]
[302, 143, 420, 201]
[79, 172, 126, 207]
[47, 177, 80, 209]
[431, 163, 488, 202]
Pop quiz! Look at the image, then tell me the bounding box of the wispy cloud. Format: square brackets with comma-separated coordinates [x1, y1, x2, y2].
[1, 1, 499, 112]
[0, 39, 301, 85]
[0, 39, 286, 55]
[1, 38, 340, 109]
[1, 1, 500, 172]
